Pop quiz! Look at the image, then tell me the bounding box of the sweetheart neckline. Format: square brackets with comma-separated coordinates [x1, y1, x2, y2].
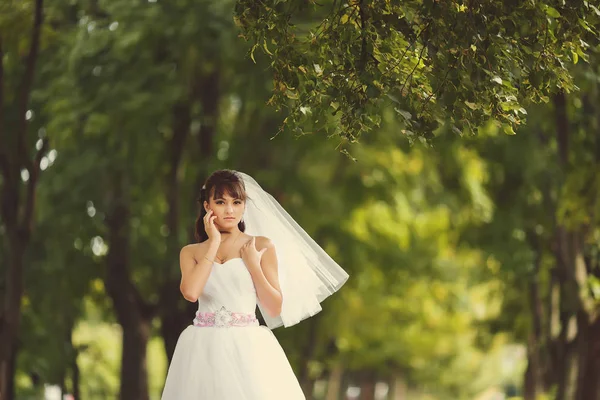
[213, 257, 243, 266]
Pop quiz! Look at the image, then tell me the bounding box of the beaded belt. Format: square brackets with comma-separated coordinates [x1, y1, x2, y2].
[193, 305, 258, 328]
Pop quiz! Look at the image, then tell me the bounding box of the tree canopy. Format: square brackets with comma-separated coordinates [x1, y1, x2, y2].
[235, 0, 599, 145]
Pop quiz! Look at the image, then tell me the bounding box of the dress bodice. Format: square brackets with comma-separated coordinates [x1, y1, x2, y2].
[196, 258, 258, 315]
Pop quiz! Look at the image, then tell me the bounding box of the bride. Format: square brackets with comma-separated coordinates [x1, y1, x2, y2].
[161, 169, 349, 400]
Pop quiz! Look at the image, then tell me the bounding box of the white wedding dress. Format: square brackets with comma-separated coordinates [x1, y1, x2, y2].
[161, 257, 306, 400]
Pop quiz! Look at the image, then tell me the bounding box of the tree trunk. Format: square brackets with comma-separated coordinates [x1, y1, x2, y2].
[553, 91, 586, 400]
[523, 238, 545, 400]
[340, 371, 351, 400]
[554, 249, 579, 400]
[298, 315, 322, 400]
[59, 317, 72, 399]
[0, 235, 24, 400]
[523, 335, 540, 400]
[0, 0, 45, 396]
[359, 371, 376, 400]
[575, 254, 600, 400]
[65, 314, 81, 400]
[575, 314, 600, 400]
[120, 315, 151, 400]
[325, 365, 343, 400]
[302, 380, 316, 400]
[105, 174, 152, 400]
[554, 91, 572, 400]
[390, 370, 408, 400]
[72, 347, 81, 400]
[2, 343, 18, 400]
[159, 98, 192, 361]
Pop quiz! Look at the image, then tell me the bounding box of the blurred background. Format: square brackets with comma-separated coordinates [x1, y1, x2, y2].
[1, 0, 600, 399]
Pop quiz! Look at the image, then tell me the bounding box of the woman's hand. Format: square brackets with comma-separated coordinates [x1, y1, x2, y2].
[241, 237, 267, 270]
[204, 209, 221, 243]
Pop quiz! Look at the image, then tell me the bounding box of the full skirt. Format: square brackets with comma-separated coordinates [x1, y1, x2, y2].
[161, 325, 306, 400]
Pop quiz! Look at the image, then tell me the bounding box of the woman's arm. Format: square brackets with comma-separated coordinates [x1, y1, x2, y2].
[179, 240, 219, 302]
[246, 237, 283, 317]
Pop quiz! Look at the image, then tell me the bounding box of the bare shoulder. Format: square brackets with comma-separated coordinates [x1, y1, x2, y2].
[240, 234, 274, 250]
[255, 235, 275, 250]
[180, 242, 205, 258]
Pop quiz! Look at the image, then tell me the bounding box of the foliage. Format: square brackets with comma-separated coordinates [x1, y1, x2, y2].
[4, 0, 600, 399]
[235, 0, 599, 144]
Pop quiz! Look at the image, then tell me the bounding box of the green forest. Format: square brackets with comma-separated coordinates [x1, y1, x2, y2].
[1, 0, 600, 399]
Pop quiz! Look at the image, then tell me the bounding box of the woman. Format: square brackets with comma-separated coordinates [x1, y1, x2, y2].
[161, 169, 348, 400]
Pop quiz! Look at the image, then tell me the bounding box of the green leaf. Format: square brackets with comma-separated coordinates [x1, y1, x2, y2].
[385, 93, 401, 104]
[395, 108, 412, 122]
[503, 124, 516, 135]
[544, 6, 561, 18]
[578, 18, 596, 33]
[263, 39, 273, 56]
[464, 101, 479, 110]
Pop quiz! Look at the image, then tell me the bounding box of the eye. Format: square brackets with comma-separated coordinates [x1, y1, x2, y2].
[216, 200, 224, 204]
[234, 201, 242, 205]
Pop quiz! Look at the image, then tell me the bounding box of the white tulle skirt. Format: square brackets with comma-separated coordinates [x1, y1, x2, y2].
[161, 324, 306, 400]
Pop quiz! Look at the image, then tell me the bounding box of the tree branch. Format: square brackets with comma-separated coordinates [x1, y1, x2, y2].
[314, 1, 357, 40]
[420, 55, 459, 113]
[0, 37, 7, 180]
[399, 43, 427, 96]
[22, 137, 48, 238]
[358, 0, 367, 72]
[17, 0, 44, 166]
[385, 21, 431, 78]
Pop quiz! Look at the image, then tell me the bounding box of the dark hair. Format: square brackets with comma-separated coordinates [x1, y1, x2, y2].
[195, 169, 247, 242]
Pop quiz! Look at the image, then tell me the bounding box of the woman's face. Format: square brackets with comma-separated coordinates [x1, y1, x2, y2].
[204, 191, 245, 229]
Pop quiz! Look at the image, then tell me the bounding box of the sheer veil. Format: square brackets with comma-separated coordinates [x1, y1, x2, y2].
[239, 172, 349, 329]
